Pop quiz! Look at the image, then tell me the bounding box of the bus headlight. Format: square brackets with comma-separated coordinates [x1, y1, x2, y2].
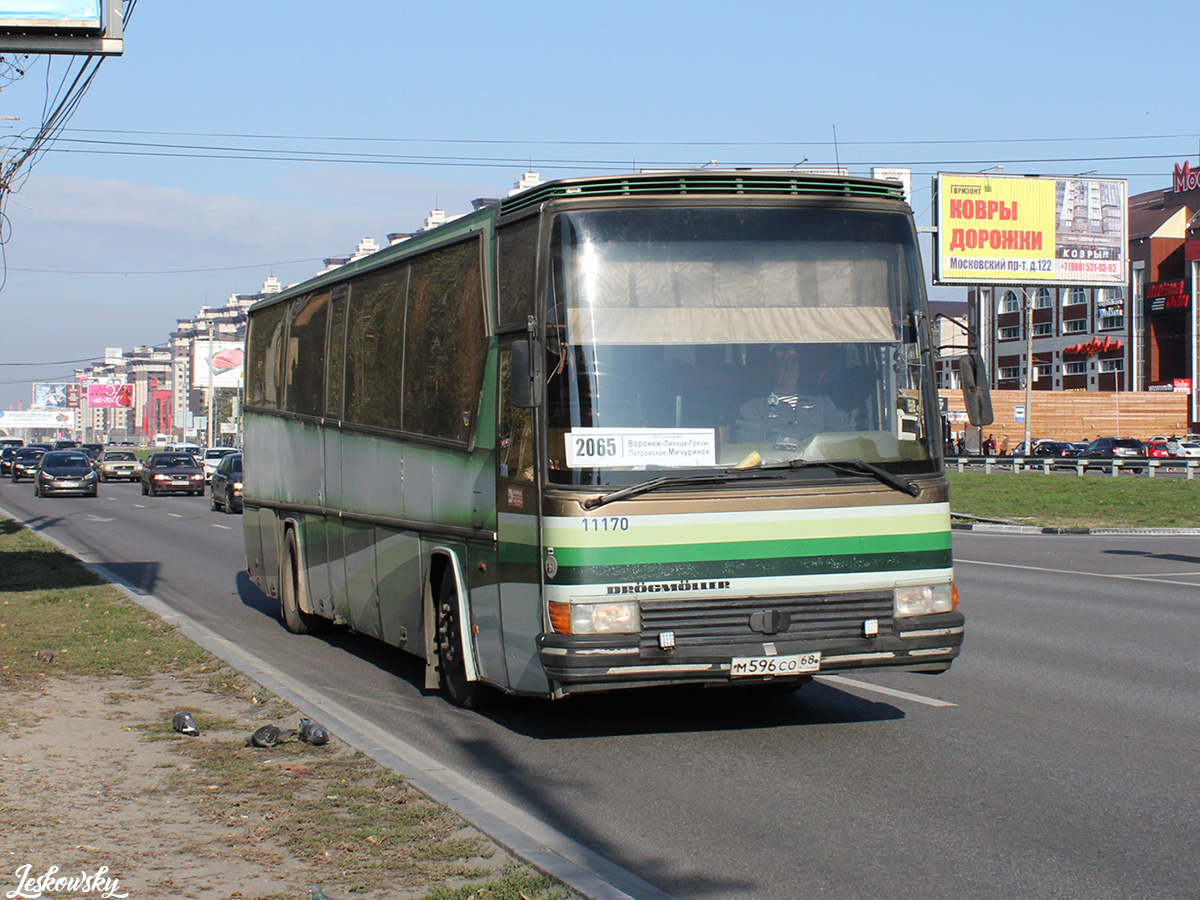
[894, 582, 957, 617]
[548, 600, 640, 634]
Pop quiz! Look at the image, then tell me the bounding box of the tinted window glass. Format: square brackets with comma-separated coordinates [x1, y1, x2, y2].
[325, 288, 348, 418]
[246, 301, 288, 409]
[403, 238, 486, 442]
[285, 290, 329, 417]
[345, 263, 408, 430]
[497, 215, 539, 330]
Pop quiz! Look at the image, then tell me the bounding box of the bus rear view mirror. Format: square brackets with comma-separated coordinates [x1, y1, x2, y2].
[958, 353, 994, 426]
[510, 337, 544, 409]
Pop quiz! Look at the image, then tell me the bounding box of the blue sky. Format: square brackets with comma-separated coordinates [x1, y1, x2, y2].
[0, 0, 1197, 411]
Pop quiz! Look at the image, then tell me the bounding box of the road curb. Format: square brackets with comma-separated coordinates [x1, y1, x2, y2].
[953, 522, 1200, 535]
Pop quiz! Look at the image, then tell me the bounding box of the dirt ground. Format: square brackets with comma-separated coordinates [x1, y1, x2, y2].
[0, 670, 572, 900]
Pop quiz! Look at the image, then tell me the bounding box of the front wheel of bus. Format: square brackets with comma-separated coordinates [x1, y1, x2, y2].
[436, 579, 494, 710]
[280, 530, 326, 635]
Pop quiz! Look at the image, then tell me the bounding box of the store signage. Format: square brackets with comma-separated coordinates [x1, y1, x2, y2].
[1146, 279, 1188, 313]
[1173, 161, 1200, 193]
[1147, 379, 1192, 393]
[1064, 336, 1122, 356]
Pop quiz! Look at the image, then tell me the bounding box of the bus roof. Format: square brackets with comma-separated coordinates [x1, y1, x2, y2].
[251, 170, 909, 314]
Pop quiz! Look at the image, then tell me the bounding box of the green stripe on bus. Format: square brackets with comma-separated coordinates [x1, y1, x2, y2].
[549, 531, 950, 569]
[547, 548, 953, 585]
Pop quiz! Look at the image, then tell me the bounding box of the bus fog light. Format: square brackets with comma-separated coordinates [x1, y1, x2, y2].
[894, 583, 956, 617]
[658, 630, 676, 651]
[571, 601, 641, 634]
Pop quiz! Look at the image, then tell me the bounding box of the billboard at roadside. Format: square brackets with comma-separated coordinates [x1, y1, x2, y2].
[192, 340, 245, 389]
[86, 382, 133, 408]
[0, 409, 76, 429]
[933, 173, 1127, 286]
[32, 382, 76, 409]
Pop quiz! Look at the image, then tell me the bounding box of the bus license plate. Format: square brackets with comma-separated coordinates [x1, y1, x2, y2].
[730, 652, 820, 677]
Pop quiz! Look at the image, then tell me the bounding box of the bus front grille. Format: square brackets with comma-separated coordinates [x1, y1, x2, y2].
[638, 591, 894, 651]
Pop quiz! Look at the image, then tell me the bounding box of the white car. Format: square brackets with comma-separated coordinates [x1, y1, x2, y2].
[201, 447, 238, 481]
[1167, 441, 1200, 458]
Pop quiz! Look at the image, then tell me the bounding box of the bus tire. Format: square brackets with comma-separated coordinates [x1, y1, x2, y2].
[280, 529, 326, 635]
[435, 577, 494, 710]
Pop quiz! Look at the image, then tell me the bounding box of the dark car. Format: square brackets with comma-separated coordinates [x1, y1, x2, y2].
[53, 439, 79, 450]
[209, 452, 243, 514]
[1082, 437, 1144, 471]
[0, 445, 18, 476]
[35, 449, 99, 497]
[1033, 440, 1075, 457]
[141, 451, 205, 496]
[10, 447, 46, 482]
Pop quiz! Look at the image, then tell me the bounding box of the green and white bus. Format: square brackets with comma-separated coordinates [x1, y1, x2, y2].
[243, 171, 989, 707]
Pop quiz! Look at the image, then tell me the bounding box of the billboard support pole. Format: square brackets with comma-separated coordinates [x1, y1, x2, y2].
[1025, 290, 1033, 451]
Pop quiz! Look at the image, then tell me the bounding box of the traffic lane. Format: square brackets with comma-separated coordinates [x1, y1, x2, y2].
[6, 484, 1198, 899]
[0, 478, 285, 644]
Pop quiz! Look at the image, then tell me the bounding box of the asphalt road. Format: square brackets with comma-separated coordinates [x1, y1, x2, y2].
[2, 477, 1198, 900]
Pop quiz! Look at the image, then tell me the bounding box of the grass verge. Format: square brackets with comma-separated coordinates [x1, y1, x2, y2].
[0, 514, 575, 900]
[947, 472, 1200, 528]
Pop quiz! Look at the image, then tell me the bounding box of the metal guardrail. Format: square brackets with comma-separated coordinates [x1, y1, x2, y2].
[949, 456, 1200, 479]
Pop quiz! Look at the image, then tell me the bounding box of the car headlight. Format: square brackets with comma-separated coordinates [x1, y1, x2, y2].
[548, 600, 640, 634]
[153, 473, 170, 480]
[894, 582, 957, 617]
[39, 471, 53, 480]
[84, 471, 97, 481]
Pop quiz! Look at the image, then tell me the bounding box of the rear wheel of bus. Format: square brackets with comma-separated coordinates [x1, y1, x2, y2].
[280, 528, 327, 635]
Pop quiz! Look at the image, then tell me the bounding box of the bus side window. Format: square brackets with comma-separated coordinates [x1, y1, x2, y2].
[498, 347, 534, 483]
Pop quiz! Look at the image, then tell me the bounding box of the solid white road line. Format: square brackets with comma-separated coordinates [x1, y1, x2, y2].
[818, 674, 957, 707]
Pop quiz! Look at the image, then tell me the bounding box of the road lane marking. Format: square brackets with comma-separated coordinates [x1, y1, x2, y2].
[168, 513, 184, 518]
[956, 557, 1200, 588]
[86, 515, 115, 522]
[212, 523, 232, 530]
[817, 674, 957, 707]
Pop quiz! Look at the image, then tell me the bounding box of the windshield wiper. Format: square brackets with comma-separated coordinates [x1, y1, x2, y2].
[775, 458, 921, 497]
[581, 457, 920, 510]
[582, 469, 788, 510]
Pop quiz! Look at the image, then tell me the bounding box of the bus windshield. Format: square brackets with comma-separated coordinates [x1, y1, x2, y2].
[544, 206, 939, 485]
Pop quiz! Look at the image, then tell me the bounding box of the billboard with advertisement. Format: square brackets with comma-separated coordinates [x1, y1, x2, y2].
[0, 409, 76, 430]
[86, 382, 133, 408]
[32, 382, 74, 409]
[192, 340, 245, 389]
[933, 173, 1127, 286]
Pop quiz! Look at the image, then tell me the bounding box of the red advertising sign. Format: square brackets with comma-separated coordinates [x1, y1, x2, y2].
[86, 383, 133, 408]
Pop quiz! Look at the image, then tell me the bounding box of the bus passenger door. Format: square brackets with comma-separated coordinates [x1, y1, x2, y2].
[495, 344, 543, 693]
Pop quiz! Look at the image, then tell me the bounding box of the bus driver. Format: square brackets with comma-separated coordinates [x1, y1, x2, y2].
[735, 343, 850, 449]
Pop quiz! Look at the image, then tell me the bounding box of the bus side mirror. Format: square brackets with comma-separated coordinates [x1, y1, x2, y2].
[958, 353, 994, 426]
[510, 337, 543, 409]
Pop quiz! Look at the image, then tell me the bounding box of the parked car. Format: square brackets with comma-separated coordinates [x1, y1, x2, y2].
[209, 452, 243, 514]
[1144, 440, 1173, 459]
[34, 449, 99, 497]
[10, 447, 46, 482]
[141, 451, 205, 496]
[1081, 437, 1144, 471]
[1167, 440, 1200, 458]
[201, 447, 238, 482]
[98, 449, 142, 481]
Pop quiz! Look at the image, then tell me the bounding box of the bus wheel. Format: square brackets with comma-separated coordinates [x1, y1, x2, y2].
[280, 530, 326, 635]
[435, 578, 494, 710]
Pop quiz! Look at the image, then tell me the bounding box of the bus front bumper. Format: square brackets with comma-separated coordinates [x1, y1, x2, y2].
[537, 610, 964, 692]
